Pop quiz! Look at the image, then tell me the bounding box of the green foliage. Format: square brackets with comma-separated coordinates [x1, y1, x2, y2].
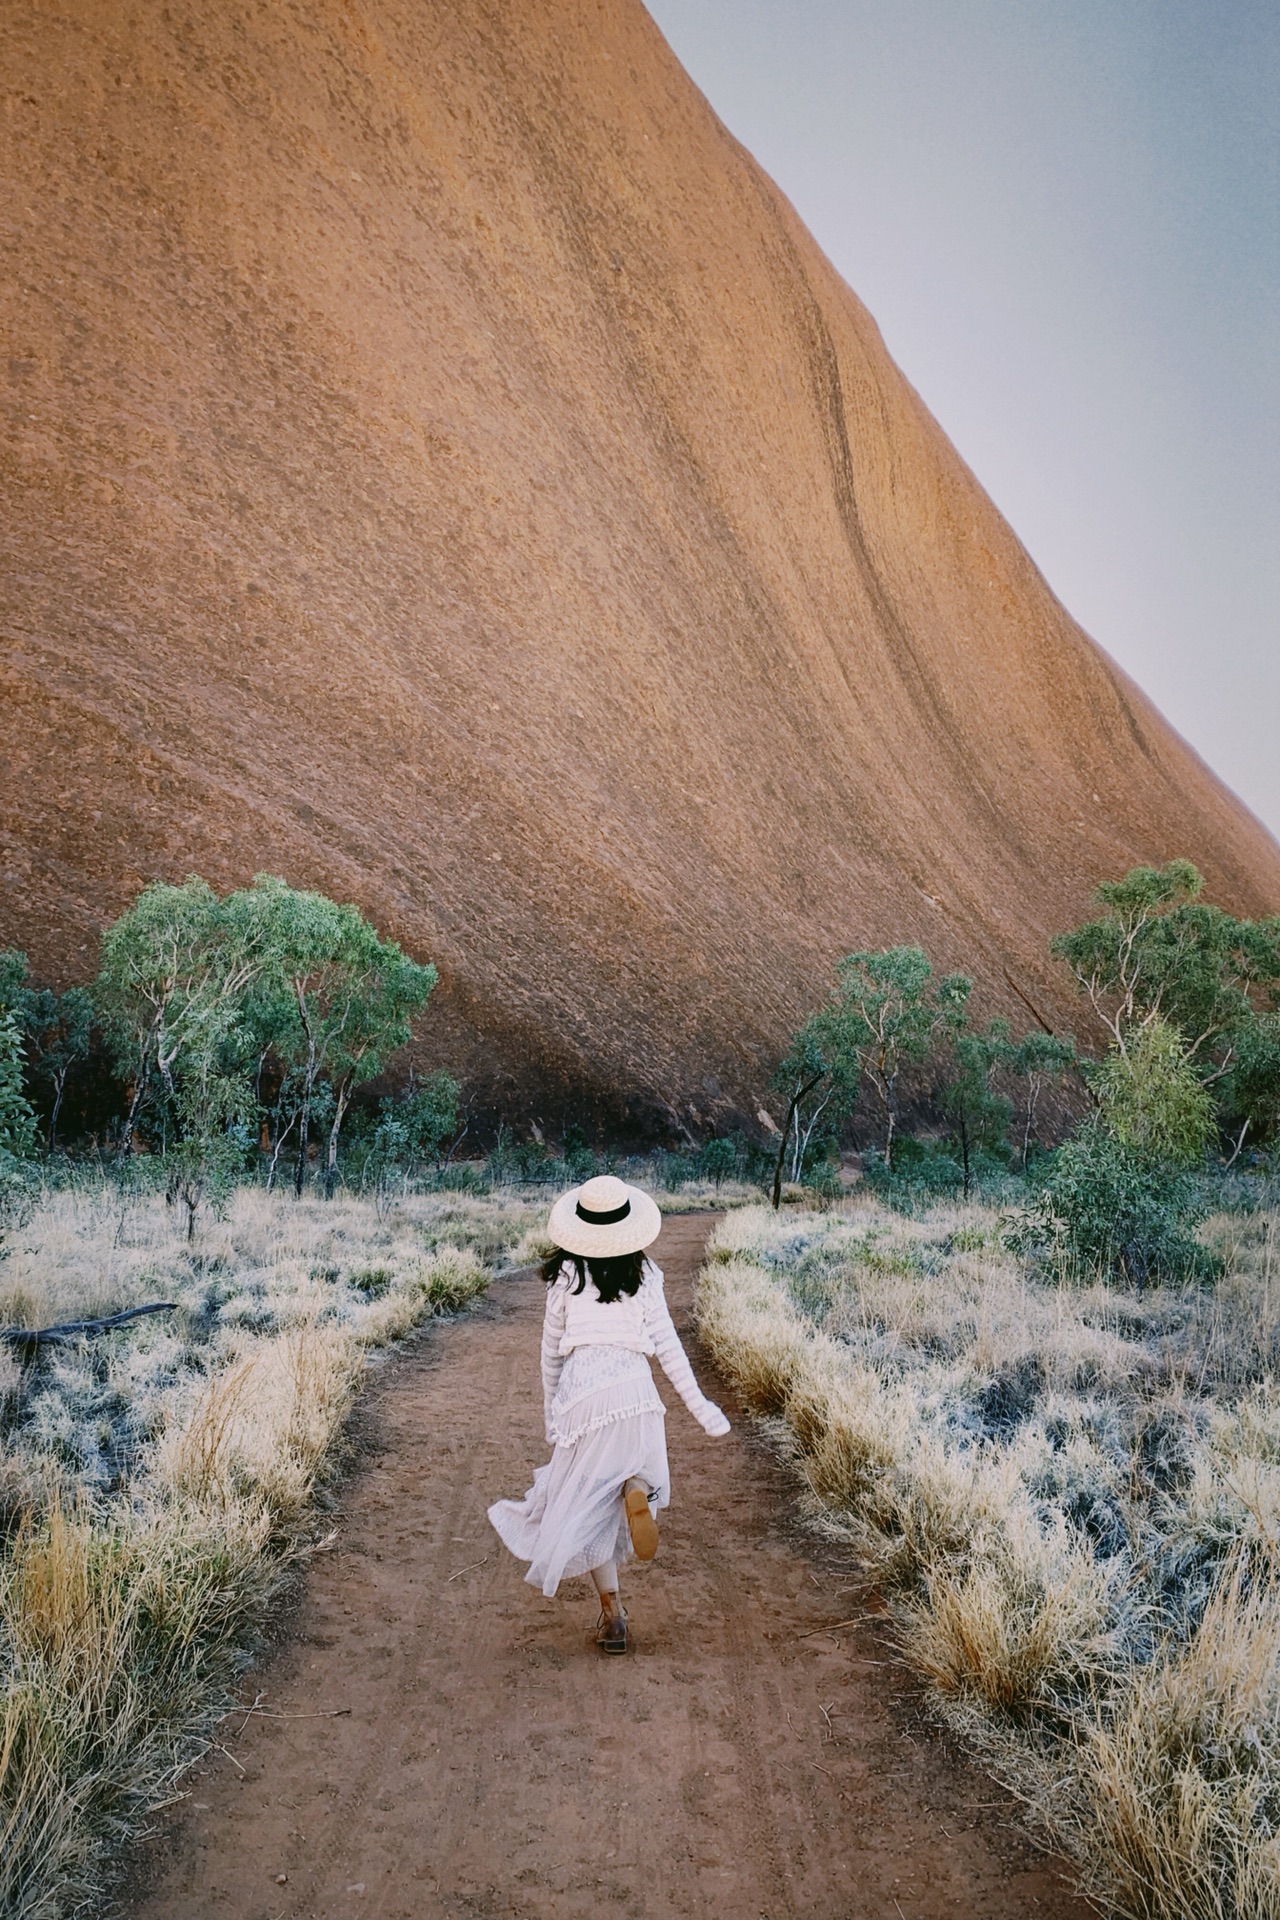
[800, 946, 970, 1177]
[165, 1073, 254, 1240]
[92, 874, 439, 1212]
[939, 1020, 1014, 1197]
[0, 1011, 37, 1160]
[1004, 1029, 1077, 1165]
[1218, 1014, 1280, 1162]
[361, 1072, 462, 1209]
[1021, 1124, 1216, 1289]
[1021, 1022, 1217, 1287]
[699, 1136, 738, 1192]
[94, 878, 272, 1233]
[0, 949, 94, 1148]
[1053, 859, 1280, 1071]
[237, 876, 437, 1197]
[0, 1010, 37, 1237]
[95, 877, 271, 1138]
[768, 1018, 859, 1203]
[862, 1134, 966, 1207]
[1090, 1017, 1216, 1168]
[0, 948, 29, 1009]
[401, 1071, 462, 1161]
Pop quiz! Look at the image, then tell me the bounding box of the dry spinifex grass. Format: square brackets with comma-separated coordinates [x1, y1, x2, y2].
[698, 1200, 1280, 1920]
[0, 1178, 522, 1920]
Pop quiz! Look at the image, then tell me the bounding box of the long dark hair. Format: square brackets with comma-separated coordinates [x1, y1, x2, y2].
[541, 1246, 647, 1303]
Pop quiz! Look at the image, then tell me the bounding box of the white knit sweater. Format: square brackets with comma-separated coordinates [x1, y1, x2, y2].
[540, 1259, 729, 1438]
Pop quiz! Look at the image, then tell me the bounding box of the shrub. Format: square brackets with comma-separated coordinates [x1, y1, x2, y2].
[862, 1135, 965, 1208]
[698, 1137, 737, 1191]
[1091, 1017, 1216, 1168]
[0, 1012, 36, 1163]
[1021, 1125, 1217, 1288]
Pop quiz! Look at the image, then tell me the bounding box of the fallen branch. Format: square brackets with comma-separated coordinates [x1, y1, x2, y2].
[0, 1301, 179, 1360]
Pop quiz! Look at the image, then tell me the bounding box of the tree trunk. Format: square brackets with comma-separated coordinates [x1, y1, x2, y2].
[1225, 1117, 1251, 1169]
[294, 1096, 310, 1198]
[120, 1075, 147, 1154]
[293, 998, 318, 1199]
[1021, 1076, 1042, 1169]
[772, 1075, 822, 1208]
[267, 1108, 298, 1194]
[324, 1081, 353, 1200]
[49, 1067, 68, 1152]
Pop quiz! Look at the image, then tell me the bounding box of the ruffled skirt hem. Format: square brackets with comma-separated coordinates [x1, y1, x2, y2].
[489, 1371, 670, 1596]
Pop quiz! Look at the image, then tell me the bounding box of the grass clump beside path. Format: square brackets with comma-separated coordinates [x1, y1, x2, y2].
[697, 1198, 1280, 1920]
[0, 1180, 542, 1920]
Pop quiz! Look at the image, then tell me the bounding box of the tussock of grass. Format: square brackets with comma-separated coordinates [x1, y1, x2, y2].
[698, 1200, 1280, 1920]
[0, 1180, 533, 1919]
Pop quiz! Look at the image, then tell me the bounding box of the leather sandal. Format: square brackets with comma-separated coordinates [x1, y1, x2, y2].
[624, 1478, 659, 1561]
[596, 1604, 628, 1655]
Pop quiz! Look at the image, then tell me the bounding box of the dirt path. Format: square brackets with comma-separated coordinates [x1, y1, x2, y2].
[124, 1214, 1092, 1920]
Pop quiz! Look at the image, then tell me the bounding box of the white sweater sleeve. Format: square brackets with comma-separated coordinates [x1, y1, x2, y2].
[541, 1278, 568, 1438]
[643, 1267, 731, 1436]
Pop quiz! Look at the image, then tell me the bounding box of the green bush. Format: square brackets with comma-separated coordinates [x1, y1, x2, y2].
[1090, 1017, 1215, 1167]
[862, 1134, 965, 1207]
[1020, 1124, 1218, 1288]
[0, 1012, 36, 1162]
[698, 1137, 737, 1190]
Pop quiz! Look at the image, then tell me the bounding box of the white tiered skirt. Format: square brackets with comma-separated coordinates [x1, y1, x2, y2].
[488, 1344, 670, 1596]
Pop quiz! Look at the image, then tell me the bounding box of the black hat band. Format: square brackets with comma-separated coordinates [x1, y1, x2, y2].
[575, 1196, 632, 1225]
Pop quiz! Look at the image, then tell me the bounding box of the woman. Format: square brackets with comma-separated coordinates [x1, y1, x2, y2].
[488, 1173, 730, 1653]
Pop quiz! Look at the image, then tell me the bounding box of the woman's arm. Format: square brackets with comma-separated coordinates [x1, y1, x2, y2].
[643, 1267, 730, 1435]
[540, 1278, 568, 1439]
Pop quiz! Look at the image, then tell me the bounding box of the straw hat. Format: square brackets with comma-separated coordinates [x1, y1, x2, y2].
[546, 1174, 662, 1258]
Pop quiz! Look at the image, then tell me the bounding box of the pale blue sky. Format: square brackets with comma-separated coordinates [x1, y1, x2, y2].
[645, 0, 1280, 838]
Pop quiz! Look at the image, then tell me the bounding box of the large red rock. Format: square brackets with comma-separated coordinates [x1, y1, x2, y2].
[3, 0, 1277, 1128]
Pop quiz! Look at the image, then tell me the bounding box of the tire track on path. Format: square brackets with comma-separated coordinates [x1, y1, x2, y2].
[122, 1213, 1093, 1920]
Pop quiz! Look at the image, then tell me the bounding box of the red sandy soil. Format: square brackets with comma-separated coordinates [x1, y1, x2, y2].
[3, 0, 1279, 1127]
[121, 1215, 1095, 1920]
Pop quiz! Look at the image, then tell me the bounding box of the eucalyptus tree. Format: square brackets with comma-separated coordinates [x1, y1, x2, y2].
[1090, 1016, 1215, 1169]
[767, 1020, 858, 1207]
[0, 1012, 36, 1163]
[1052, 860, 1280, 1078]
[95, 877, 277, 1146]
[1218, 1015, 1280, 1164]
[938, 1020, 1014, 1198]
[0, 1011, 36, 1237]
[0, 950, 94, 1149]
[237, 877, 438, 1196]
[1006, 1029, 1077, 1167]
[811, 947, 971, 1171]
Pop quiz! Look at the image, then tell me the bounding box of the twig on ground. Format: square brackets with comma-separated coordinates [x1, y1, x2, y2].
[446, 1555, 488, 1581]
[229, 1694, 352, 1733]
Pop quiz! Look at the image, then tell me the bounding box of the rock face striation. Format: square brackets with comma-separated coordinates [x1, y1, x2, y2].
[3, 0, 1278, 1127]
